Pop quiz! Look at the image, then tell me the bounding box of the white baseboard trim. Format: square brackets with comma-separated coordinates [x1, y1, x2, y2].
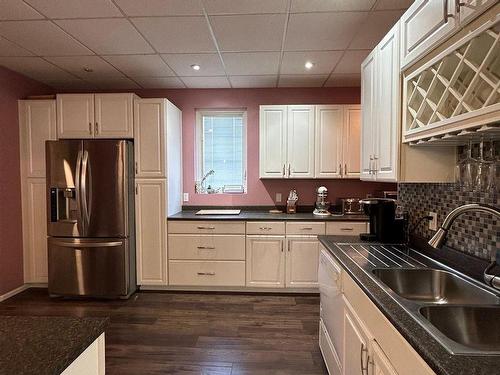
[139, 285, 319, 293]
[0, 284, 29, 302]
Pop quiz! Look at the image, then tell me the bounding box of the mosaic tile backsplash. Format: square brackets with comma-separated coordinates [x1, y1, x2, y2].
[398, 183, 499, 260]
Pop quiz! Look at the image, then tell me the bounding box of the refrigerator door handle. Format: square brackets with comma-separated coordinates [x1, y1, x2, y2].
[81, 150, 90, 231]
[75, 150, 83, 234]
[51, 240, 123, 248]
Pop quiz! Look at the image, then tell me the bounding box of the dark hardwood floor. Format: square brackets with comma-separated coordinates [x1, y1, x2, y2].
[0, 289, 327, 375]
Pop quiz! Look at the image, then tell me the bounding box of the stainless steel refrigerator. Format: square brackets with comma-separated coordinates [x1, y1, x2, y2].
[46, 139, 136, 298]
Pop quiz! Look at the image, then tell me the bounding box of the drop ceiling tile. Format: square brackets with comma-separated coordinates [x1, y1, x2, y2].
[0, 21, 92, 56]
[222, 52, 280, 75]
[103, 55, 175, 76]
[204, 0, 288, 15]
[181, 76, 230, 88]
[349, 10, 403, 49]
[210, 14, 286, 52]
[0, 36, 34, 56]
[162, 53, 224, 76]
[285, 12, 367, 51]
[229, 75, 277, 88]
[333, 50, 370, 74]
[46, 56, 124, 79]
[325, 73, 361, 87]
[56, 18, 154, 55]
[115, 0, 203, 16]
[132, 17, 215, 53]
[278, 74, 328, 87]
[86, 77, 141, 89]
[133, 76, 185, 88]
[374, 0, 414, 10]
[291, 0, 376, 12]
[0, 0, 43, 20]
[281, 51, 343, 75]
[24, 0, 122, 18]
[0, 56, 77, 81]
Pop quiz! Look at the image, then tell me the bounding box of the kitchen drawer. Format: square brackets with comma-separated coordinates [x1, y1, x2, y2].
[326, 221, 367, 236]
[246, 221, 285, 235]
[168, 221, 245, 234]
[286, 222, 325, 236]
[168, 234, 245, 260]
[169, 260, 245, 286]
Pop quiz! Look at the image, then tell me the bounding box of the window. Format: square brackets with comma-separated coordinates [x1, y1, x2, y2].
[196, 110, 247, 194]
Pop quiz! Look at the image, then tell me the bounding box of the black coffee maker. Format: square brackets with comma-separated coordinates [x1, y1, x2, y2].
[359, 198, 406, 243]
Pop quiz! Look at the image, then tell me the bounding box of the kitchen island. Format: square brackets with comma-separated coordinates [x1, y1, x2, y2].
[0, 315, 107, 375]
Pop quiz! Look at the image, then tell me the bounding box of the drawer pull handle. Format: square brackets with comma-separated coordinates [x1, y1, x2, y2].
[300, 227, 313, 230]
[197, 226, 215, 230]
[340, 228, 354, 231]
[197, 272, 216, 276]
[259, 227, 272, 230]
[197, 246, 215, 250]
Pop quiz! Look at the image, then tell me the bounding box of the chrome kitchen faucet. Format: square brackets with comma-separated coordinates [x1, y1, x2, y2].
[428, 203, 500, 290]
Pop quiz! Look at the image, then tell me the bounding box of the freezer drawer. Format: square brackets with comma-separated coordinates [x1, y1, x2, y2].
[48, 237, 130, 297]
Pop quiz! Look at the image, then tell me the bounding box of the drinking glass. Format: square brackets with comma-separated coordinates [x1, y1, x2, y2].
[457, 140, 477, 191]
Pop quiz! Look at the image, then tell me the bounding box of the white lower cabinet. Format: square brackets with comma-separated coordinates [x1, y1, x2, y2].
[135, 179, 167, 286]
[371, 340, 398, 375]
[343, 298, 371, 375]
[246, 236, 285, 288]
[319, 319, 342, 375]
[285, 236, 320, 288]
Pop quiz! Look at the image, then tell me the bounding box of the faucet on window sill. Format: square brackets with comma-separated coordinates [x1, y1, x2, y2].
[428, 203, 500, 290]
[195, 169, 215, 194]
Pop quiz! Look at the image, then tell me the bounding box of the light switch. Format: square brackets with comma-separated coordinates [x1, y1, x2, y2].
[275, 193, 282, 203]
[429, 212, 438, 231]
[183, 193, 189, 202]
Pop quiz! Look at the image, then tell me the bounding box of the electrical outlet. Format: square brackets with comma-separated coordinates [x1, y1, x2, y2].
[183, 193, 189, 202]
[275, 193, 282, 203]
[429, 212, 438, 231]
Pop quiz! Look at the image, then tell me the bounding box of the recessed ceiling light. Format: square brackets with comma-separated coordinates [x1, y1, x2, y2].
[305, 61, 314, 70]
[191, 64, 201, 71]
[83, 67, 93, 73]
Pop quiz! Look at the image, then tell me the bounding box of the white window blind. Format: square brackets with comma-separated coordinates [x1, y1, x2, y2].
[197, 110, 247, 193]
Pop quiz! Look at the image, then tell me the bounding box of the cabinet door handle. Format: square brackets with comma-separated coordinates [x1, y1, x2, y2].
[197, 246, 215, 250]
[445, 0, 455, 20]
[339, 163, 343, 176]
[281, 241, 284, 252]
[88, 122, 92, 135]
[288, 163, 291, 177]
[135, 184, 138, 195]
[360, 343, 369, 375]
[197, 226, 215, 230]
[135, 162, 138, 174]
[345, 163, 347, 176]
[95, 122, 99, 135]
[282, 164, 285, 177]
[197, 272, 215, 276]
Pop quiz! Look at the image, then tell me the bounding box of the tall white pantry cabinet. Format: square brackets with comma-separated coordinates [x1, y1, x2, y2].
[18, 96, 182, 287]
[134, 99, 182, 288]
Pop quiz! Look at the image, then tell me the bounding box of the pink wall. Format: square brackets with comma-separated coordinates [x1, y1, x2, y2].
[135, 87, 395, 206]
[0, 67, 52, 295]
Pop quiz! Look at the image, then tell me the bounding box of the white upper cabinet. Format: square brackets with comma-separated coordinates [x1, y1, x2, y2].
[18, 100, 56, 178]
[94, 94, 134, 138]
[260, 104, 361, 179]
[315, 105, 343, 178]
[343, 105, 361, 179]
[134, 99, 167, 178]
[360, 50, 377, 181]
[259, 105, 287, 178]
[287, 105, 315, 178]
[400, 0, 458, 70]
[57, 93, 134, 139]
[375, 22, 400, 182]
[57, 94, 94, 138]
[458, 0, 498, 26]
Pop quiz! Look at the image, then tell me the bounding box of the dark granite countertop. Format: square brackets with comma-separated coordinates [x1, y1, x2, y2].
[168, 210, 368, 222]
[0, 316, 108, 375]
[318, 235, 500, 375]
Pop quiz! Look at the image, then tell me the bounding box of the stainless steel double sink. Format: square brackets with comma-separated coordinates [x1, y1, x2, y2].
[371, 267, 500, 354]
